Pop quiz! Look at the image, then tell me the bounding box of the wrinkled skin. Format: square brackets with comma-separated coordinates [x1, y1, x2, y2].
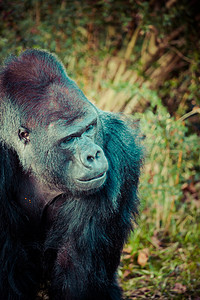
[0, 49, 143, 300]
[18, 104, 108, 198]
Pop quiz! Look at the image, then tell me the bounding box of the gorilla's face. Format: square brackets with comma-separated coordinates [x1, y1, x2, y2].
[18, 100, 108, 194]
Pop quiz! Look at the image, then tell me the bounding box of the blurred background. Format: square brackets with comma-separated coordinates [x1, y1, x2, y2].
[0, 0, 199, 299]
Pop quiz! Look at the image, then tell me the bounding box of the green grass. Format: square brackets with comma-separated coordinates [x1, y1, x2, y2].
[120, 196, 200, 299]
[119, 107, 200, 299]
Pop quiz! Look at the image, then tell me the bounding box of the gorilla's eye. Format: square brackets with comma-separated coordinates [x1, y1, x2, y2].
[21, 132, 29, 139]
[63, 136, 74, 143]
[18, 128, 30, 144]
[86, 124, 96, 134]
[60, 136, 75, 148]
[86, 125, 93, 132]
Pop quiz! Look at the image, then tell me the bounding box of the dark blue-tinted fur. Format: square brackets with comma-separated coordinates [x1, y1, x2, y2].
[0, 145, 42, 300]
[44, 115, 142, 300]
[0, 49, 143, 300]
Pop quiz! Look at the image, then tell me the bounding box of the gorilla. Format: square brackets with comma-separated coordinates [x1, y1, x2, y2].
[0, 49, 143, 300]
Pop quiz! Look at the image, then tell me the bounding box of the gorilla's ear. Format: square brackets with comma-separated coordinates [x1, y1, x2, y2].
[18, 127, 30, 145]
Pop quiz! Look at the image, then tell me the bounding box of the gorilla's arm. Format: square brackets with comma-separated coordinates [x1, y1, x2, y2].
[0, 144, 43, 299]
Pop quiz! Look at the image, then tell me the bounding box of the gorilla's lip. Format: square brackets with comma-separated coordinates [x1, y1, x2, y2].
[75, 171, 107, 191]
[78, 172, 106, 182]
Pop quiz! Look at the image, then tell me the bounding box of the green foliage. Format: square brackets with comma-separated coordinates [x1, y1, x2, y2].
[140, 103, 199, 224]
[120, 90, 200, 299]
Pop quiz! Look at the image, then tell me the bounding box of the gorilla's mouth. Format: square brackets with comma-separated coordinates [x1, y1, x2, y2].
[75, 172, 107, 191]
[78, 172, 106, 182]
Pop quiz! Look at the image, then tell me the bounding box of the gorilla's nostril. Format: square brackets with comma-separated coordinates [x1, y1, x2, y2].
[87, 151, 101, 162]
[87, 155, 95, 162]
[96, 151, 101, 159]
